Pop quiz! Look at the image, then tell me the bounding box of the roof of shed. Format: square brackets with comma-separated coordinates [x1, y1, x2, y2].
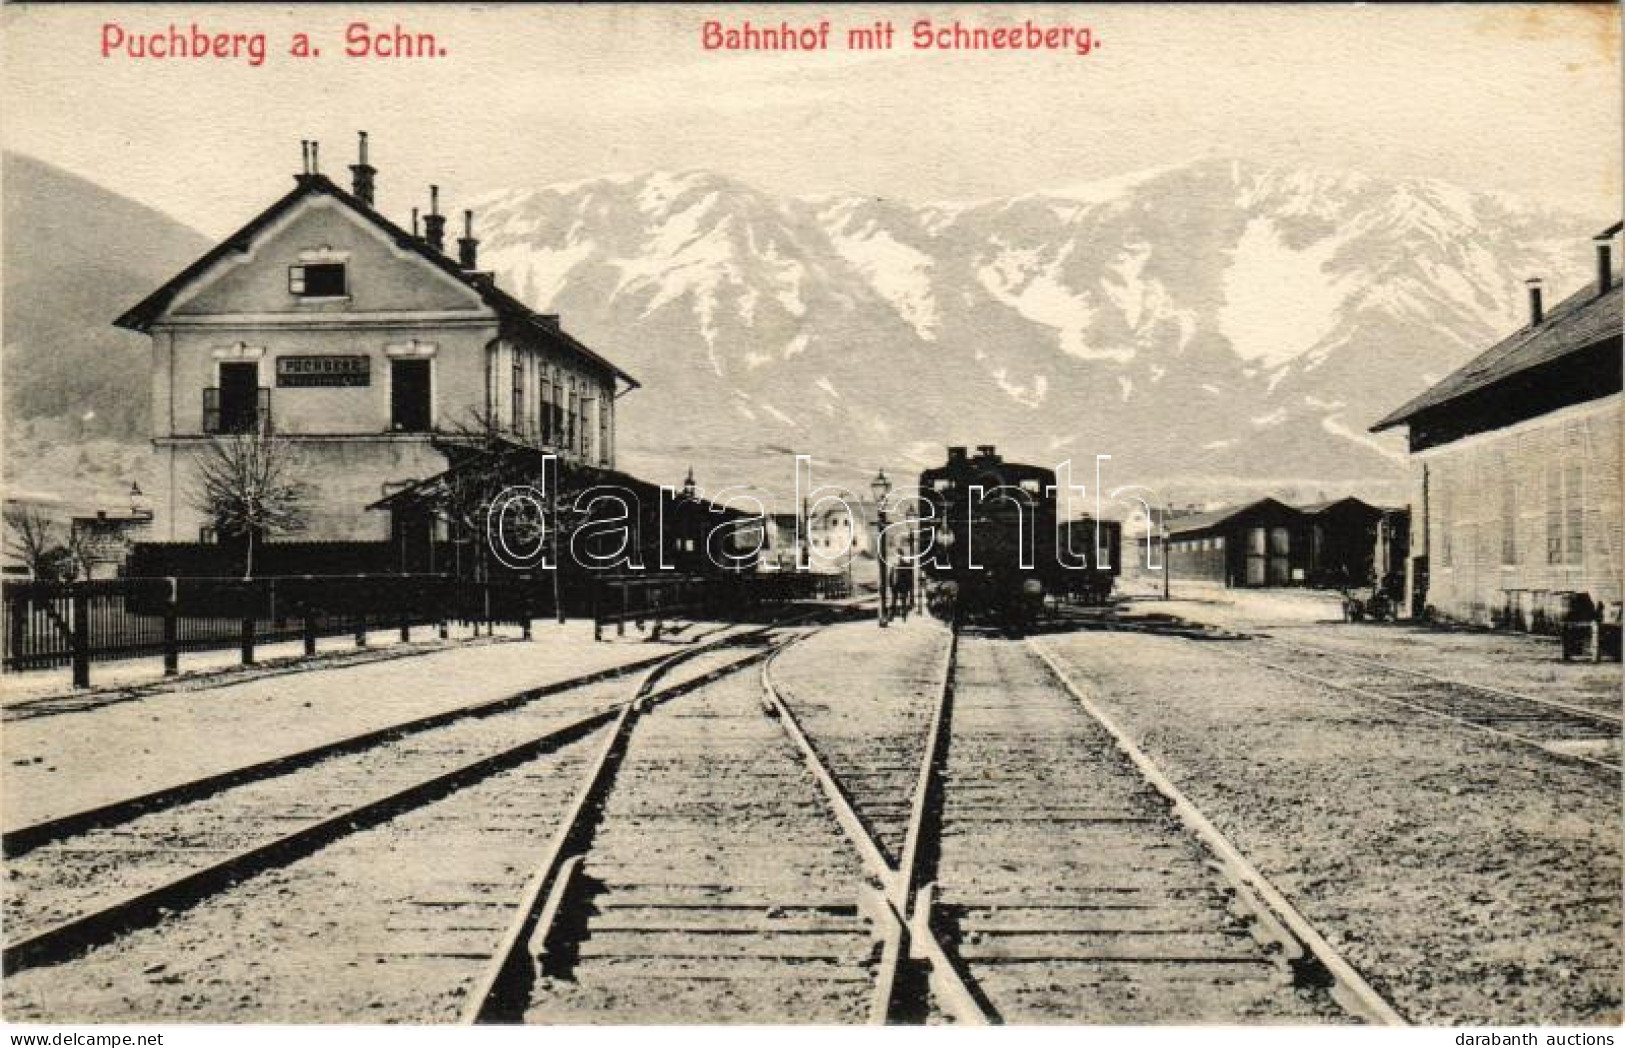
[1165, 497, 1297, 537]
[1370, 269, 1621, 433]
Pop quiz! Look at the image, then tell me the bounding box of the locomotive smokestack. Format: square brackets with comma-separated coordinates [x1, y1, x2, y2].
[1526, 277, 1544, 326]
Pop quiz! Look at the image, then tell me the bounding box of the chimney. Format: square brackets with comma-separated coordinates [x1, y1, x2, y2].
[299, 139, 311, 177]
[947, 446, 968, 464]
[1598, 235, 1615, 295]
[310, 140, 320, 175]
[1526, 277, 1544, 326]
[349, 130, 376, 206]
[411, 208, 420, 239]
[423, 186, 446, 252]
[976, 444, 997, 460]
[458, 209, 479, 269]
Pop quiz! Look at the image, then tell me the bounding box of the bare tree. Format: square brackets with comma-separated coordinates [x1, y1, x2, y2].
[3, 503, 64, 579]
[188, 434, 310, 578]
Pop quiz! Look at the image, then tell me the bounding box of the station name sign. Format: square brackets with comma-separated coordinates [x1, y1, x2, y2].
[276, 355, 371, 388]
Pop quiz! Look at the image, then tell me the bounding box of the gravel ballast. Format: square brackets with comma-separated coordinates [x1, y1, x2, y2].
[1039, 629, 1621, 1025]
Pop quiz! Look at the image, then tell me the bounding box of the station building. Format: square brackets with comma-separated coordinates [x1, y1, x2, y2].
[116, 134, 636, 556]
[1370, 222, 1622, 627]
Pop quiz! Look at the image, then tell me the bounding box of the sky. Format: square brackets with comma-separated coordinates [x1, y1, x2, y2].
[2, 3, 1620, 238]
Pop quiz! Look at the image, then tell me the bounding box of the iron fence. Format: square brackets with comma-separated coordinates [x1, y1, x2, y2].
[4, 568, 854, 689]
[2, 575, 545, 687]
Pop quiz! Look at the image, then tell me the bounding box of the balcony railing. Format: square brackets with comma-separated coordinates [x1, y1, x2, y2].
[203, 388, 272, 435]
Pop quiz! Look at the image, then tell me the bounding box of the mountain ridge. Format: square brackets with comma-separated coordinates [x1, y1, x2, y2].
[1, 152, 1604, 509]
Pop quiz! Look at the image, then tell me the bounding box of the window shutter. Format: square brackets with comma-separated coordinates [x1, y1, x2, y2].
[288, 266, 306, 294]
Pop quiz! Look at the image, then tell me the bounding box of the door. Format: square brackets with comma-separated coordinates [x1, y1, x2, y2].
[1244, 527, 1267, 586]
[219, 362, 259, 433]
[391, 359, 432, 432]
[392, 509, 434, 573]
[1268, 526, 1292, 585]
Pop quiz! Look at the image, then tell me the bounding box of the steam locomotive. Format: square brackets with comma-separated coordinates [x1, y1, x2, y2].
[917, 445, 1121, 626]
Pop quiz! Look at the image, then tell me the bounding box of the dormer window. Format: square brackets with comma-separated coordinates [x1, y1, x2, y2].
[289, 262, 347, 297]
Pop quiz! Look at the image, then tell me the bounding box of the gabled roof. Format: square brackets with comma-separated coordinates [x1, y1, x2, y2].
[1296, 496, 1385, 517]
[1370, 266, 1620, 433]
[367, 438, 747, 520]
[114, 173, 638, 389]
[1165, 497, 1298, 537]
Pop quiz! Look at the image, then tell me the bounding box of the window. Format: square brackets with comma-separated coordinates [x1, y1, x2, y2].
[512, 359, 524, 432]
[541, 371, 554, 443]
[391, 359, 431, 432]
[553, 375, 565, 444]
[214, 361, 261, 434]
[288, 263, 346, 297]
[1546, 465, 1563, 564]
[1437, 479, 1453, 567]
[1564, 461, 1584, 566]
[567, 383, 578, 453]
[1500, 470, 1518, 565]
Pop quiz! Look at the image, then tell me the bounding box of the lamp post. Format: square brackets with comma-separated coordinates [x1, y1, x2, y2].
[871, 469, 892, 628]
[1161, 501, 1172, 601]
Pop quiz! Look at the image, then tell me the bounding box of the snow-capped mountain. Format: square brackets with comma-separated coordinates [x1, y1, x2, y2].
[470, 159, 1600, 501]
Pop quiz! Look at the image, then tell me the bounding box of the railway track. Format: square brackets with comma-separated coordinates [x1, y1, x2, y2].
[0, 620, 799, 979]
[1057, 607, 1622, 774]
[466, 621, 935, 1023]
[912, 627, 1400, 1024]
[1225, 635, 1622, 771]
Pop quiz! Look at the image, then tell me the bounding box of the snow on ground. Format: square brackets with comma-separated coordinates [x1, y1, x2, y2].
[1, 619, 744, 832]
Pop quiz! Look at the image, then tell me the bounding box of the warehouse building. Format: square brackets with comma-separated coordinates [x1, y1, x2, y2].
[1164, 498, 1309, 587]
[1370, 222, 1622, 627]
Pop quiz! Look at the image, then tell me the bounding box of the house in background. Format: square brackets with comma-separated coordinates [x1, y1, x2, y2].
[70, 485, 155, 579]
[115, 133, 636, 566]
[1370, 222, 1622, 627]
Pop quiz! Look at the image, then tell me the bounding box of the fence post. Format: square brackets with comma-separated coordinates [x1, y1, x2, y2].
[592, 574, 602, 643]
[240, 584, 256, 665]
[163, 578, 179, 676]
[7, 593, 23, 671]
[483, 581, 493, 637]
[303, 609, 317, 657]
[70, 588, 90, 689]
